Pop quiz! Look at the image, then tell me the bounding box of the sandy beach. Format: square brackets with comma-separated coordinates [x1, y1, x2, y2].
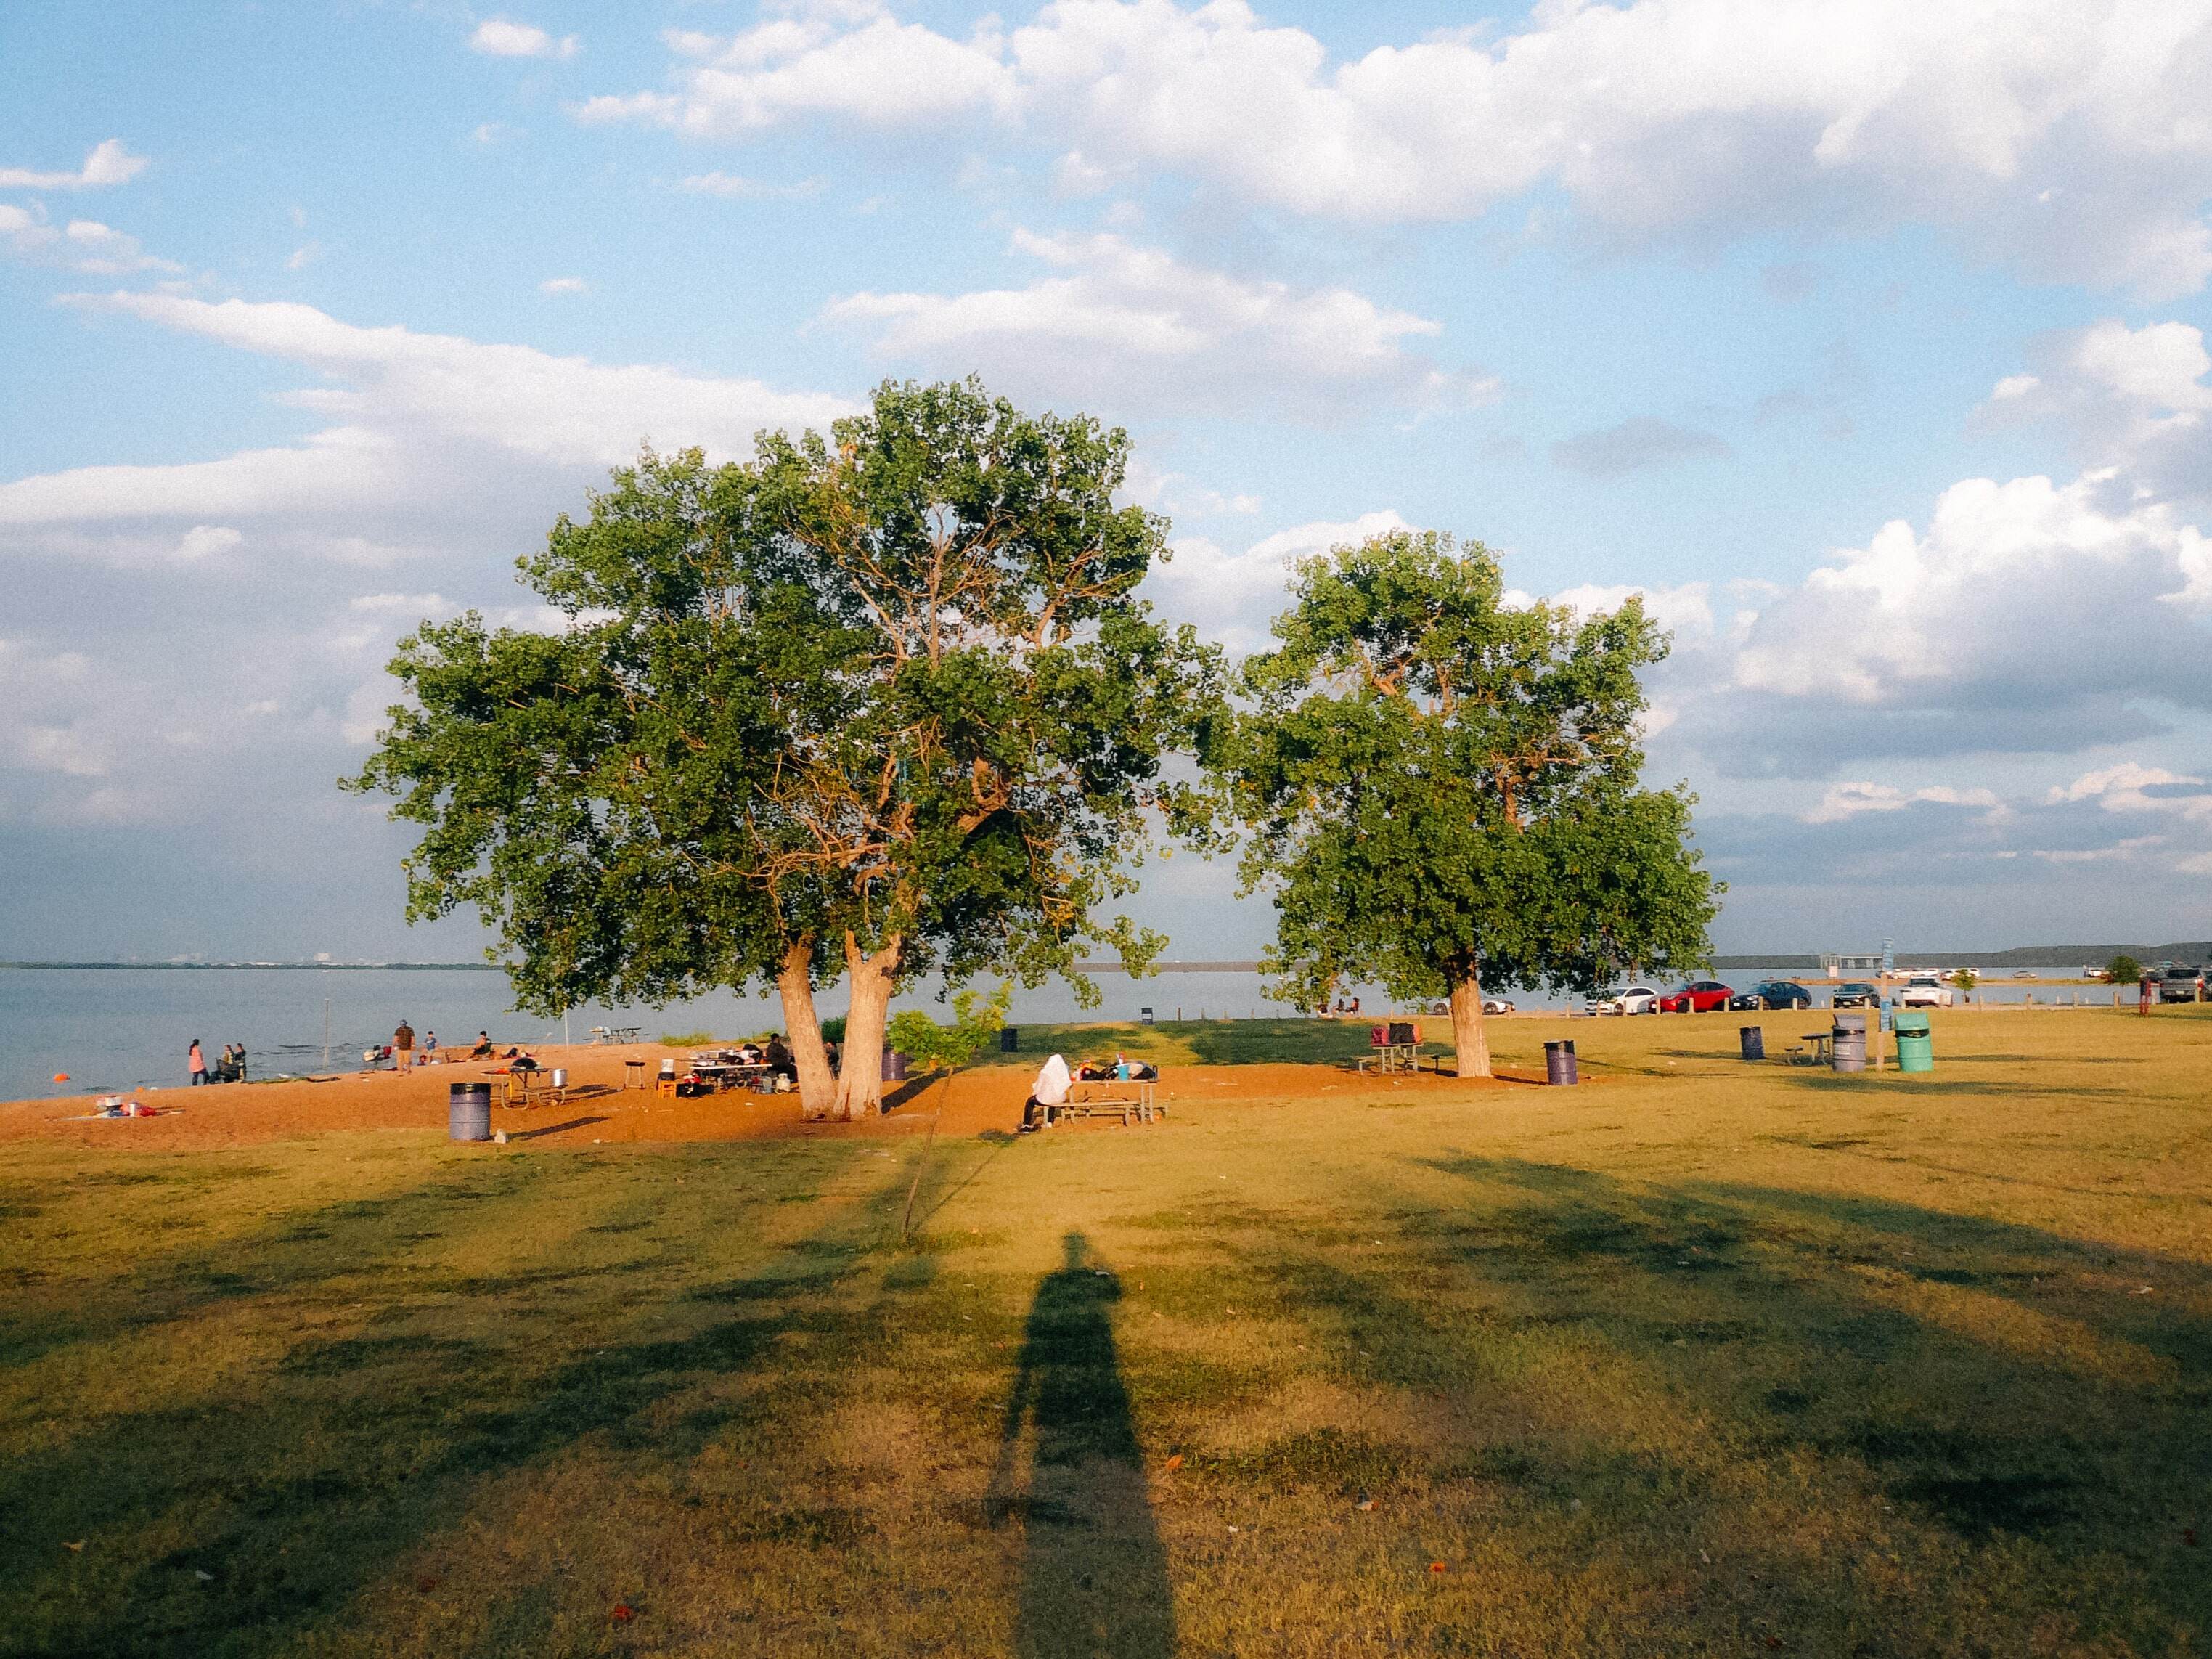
[0, 1042, 1538, 1151]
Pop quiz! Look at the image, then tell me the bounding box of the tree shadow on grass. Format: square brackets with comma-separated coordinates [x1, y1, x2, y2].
[0, 1146, 908, 1659]
[989, 1231, 1175, 1659]
[1173, 1155, 2212, 1652]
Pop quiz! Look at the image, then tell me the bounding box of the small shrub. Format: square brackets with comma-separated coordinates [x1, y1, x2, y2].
[658, 1030, 716, 1047]
[820, 1016, 847, 1045]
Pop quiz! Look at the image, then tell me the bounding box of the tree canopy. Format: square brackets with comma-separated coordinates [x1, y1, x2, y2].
[348, 378, 1219, 1117]
[1207, 529, 1718, 1077]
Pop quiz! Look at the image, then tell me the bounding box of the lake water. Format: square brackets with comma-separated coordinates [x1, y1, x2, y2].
[0, 963, 2117, 1101]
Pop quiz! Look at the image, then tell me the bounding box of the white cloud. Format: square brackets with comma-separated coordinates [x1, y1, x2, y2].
[175, 526, 243, 563]
[1803, 782, 2006, 823]
[823, 229, 1490, 418]
[0, 205, 178, 275]
[470, 19, 580, 61]
[2049, 761, 2212, 818]
[576, 8, 1014, 133]
[539, 276, 589, 295]
[581, 0, 2212, 296]
[0, 292, 852, 533]
[0, 138, 148, 191]
[347, 592, 453, 616]
[285, 241, 323, 272]
[1143, 510, 1412, 652]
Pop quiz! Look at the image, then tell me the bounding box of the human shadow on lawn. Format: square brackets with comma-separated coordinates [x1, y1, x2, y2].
[0, 1146, 910, 1659]
[989, 1231, 1175, 1659]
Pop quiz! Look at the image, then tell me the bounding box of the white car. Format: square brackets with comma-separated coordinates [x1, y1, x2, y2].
[1590, 985, 1660, 1016]
[1482, 998, 1517, 1015]
[1898, 974, 1954, 1008]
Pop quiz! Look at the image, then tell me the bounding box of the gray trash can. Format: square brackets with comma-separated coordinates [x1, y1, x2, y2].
[1829, 1022, 1866, 1072]
[1544, 1039, 1578, 1086]
[448, 1082, 491, 1142]
[881, 1047, 909, 1083]
[1739, 1025, 1765, 1061]
[1140, 1006, 1154, 1026]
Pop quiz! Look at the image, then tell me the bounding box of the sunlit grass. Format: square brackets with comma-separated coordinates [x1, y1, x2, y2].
[4, 1006, 2209, 1656]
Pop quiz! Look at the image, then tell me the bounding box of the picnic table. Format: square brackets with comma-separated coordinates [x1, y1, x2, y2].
[589, 1025, 642, 1045]
[684, 1057, 769, 1093]
[1059, 1076, 1162, 1125]
[1786, 1032, 1833, 1067]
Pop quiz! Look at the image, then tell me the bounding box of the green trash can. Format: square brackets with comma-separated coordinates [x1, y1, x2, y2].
[1894, 1008, 1933, 1074]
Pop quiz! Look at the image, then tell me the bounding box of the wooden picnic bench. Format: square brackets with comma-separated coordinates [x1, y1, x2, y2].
[1059, 1077, 1163, 1125]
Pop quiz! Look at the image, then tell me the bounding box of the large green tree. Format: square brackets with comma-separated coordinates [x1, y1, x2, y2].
[349, 380, 1217, 1118]
[1210, 529, 1718, 1077]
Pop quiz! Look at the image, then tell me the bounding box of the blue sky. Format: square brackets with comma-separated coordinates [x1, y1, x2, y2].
[4, 0, 2212, 964]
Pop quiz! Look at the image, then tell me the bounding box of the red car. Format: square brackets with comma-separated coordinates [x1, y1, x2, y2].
[1658, 980, 1733, 1012]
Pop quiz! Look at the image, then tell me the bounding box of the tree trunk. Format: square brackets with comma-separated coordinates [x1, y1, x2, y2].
[830, 932, 902, 1120]
[1449, 974, 1492, 1079]
[775, 935, 838, 1121]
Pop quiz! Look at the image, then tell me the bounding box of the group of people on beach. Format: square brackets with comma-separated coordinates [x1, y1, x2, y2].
[185, 1040, 248, 1085]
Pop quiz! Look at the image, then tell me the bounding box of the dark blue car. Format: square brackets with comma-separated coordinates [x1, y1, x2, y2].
[1729, 981, 1812, 1011]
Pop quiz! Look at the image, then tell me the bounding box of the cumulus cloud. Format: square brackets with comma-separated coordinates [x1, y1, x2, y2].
[0, 138, 147, 191]
[1551, 417, 1730, 477]
[581, 0, 2212, 295]
[1657, 468, 2212, 779]
[823, 229, 1490, 418]
[575, 6, 1014, 132]
[1143, 510, 1413, 652]
[1983, 318, 2212, 508]
[470, 19, 580, 60]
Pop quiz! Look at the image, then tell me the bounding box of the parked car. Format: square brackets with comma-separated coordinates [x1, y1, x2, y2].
[1482, 997, 1517, 1015]
[2012, 969, 2038, 979]
[1658, 980, 1734, 1013]
[1898, 974, 1954, 1008]
[1830, 981, 1881, 1008]
[1590, 985, 1660, 1016]
[2158, 966, 2205, 1003]
[1730, 981, 1812, 1011]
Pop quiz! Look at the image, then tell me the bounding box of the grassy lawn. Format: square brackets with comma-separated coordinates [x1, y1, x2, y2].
[4, 1008, 2209, 1656]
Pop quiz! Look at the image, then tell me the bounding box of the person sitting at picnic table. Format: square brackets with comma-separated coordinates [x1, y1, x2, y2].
[471, 1031, 494, 1058]
[1020, 1053, 1072, 1133]
[764, 1033, 796, 1084]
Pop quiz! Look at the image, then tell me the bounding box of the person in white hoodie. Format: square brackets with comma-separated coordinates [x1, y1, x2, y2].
[1021, 1053, 1071, 1133]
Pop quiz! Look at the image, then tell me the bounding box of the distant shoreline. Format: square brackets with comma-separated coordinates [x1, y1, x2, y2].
[0, 961, 506, 972]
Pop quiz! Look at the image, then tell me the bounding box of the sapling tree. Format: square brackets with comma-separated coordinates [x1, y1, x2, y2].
[1209, 529, 1718, 1077]
[349, 380, 1217, 1120]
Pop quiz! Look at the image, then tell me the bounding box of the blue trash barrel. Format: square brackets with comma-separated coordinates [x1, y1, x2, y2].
[1544, 1039, 1578, 1085]
[999, 1026, 1019, 1053]
[448, 1082, 491, 1142]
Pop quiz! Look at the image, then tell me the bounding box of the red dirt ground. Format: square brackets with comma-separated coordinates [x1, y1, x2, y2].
[0, 1044, 1543, 1151]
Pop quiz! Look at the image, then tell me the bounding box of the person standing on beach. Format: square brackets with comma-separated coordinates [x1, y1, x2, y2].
[423, 1030, 439, 1064]
[188, 1039, 207, 1086]
[394, 1019, 415, 1069]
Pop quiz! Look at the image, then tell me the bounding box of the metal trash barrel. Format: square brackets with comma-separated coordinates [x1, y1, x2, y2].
[1829, 1019, 1867, 1072]
[1739, 1025, 1765, 1061]
[1140, 1006, 1154, 1026]
[1544, 1039, 1578, 1086]
[448, 1082, 491, 1142]
[999, 1026, 1019, 1053]
[1893, 1008, 1933, 1073]
[881, 1047, 909, 1083]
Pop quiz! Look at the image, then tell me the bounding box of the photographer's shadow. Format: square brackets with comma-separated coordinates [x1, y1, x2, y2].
[992, 1232, 1177, 1659]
